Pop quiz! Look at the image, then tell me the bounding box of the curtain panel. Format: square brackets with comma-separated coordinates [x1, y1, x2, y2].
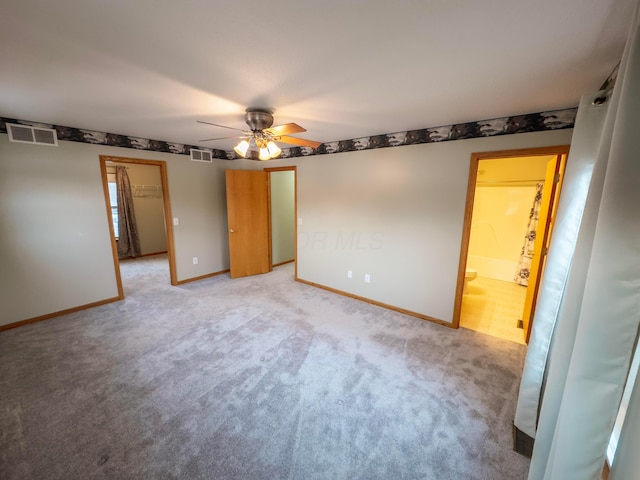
[514, 182, 545, 287]
[115, 166, 141, 259]
[514, 93, 610, 439]
[517, 3, 640, 478]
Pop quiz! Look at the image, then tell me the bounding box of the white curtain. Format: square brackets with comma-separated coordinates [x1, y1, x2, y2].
[515, 2, 640, 478]
[610, 362, 640, 479]
[514, 92, 610, 438]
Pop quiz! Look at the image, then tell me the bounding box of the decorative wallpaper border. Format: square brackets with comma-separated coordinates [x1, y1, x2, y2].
[0, 118, 229, 159]
[278, 108, 577, 159]
[1, 107, 576, 161]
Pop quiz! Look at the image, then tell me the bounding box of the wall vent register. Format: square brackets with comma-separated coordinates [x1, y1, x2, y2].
[190, 148, 212, 162]
[7, 123, 58, 146]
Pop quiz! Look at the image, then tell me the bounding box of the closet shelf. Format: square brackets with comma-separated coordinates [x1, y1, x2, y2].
[133, 185, 162, 198]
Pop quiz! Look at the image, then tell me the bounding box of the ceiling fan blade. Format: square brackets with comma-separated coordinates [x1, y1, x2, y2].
[199, 135, 245, 142]
[196, 120, 244, 132]
[277, 136, 322, 149]
[265, 123, 306, 136]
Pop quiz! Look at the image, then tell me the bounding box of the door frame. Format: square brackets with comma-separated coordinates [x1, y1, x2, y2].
[452, 145, 570, 342]
[99, 155, 178, 299]
[264, 166, 297, 278]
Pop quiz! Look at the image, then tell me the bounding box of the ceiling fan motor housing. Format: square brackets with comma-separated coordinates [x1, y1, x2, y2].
[245, 108, 274, 131]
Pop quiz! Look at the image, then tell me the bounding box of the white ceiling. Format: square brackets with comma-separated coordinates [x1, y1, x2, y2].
[0, 0, 634, 152]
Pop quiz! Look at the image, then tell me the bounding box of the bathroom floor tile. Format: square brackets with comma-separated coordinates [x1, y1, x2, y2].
[460, 276, 527, 344]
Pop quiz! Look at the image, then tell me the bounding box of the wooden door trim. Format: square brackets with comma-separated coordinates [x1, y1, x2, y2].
[99, 156, 178, 296]
[452, 145, 570, 335]
[470, 146, 570, 161]
[99, 159, 125, 299]
[265, 166, 297, 277]
[451, 156, 480, 328]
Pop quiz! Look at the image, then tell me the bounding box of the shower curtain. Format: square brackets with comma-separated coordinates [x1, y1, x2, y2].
[115, 166, 141, 258]
[514, 2, 640, 478]
[514, 182, 545, 286]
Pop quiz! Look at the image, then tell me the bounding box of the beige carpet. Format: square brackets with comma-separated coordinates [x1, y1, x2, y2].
[0, 255, 530, 479]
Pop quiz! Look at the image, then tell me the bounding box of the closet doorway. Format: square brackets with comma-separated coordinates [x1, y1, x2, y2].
[224, 166, 297, 279]
[453, 146, 568, 344]
[266, 166, 297, 276]
[99, 155, 177, 299]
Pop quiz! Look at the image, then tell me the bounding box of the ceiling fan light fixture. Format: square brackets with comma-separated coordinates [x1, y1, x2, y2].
[234, 139, 250, 157]
[258, 145, 270, 161]
[199, 108, 319, 159]
[266, 140, 281, 158]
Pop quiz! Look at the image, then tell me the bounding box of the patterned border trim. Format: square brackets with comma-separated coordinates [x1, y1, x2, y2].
[0, 118, 230, 159]
[278, 108, 577, 159]
[1, 107, 576, 161]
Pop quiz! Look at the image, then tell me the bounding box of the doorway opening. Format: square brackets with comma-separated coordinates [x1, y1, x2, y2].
[99, 155, 177, 300]
[266, 166, 297, 277]
[453, 146, 569, 344]
[224, 166, 297, 280]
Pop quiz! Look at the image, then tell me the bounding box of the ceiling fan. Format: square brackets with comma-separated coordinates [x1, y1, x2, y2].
[198, 108, 322, 160]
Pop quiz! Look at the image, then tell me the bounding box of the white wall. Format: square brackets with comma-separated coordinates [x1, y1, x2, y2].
[467, 185, 537, 281]
[270, 170, 295, 265]
[1, 128, 573, 328]
[265, 128, 573, 324]
[1, 138, 117, 325]
[0, 136, 229, 326]
[168, 155, 229, 280]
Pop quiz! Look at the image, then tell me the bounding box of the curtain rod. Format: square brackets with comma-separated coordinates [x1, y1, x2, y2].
[599, 62, 619, 91]
[594, 62, 619, 105]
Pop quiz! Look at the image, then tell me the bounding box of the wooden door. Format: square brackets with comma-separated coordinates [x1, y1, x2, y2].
[522, 154, 566, 342]
[225, 170, 271, 278]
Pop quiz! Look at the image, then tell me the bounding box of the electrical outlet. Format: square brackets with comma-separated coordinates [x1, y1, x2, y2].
[365, 274, 371, 283]
[192, 257, 198, 265]
[347, 270, 352, 278]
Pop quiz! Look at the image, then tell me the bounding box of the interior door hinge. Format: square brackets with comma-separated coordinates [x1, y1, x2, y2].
[554, 173, 561, 184]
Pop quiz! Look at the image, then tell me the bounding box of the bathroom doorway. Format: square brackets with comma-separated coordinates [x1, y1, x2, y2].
[453, 146, 568, 344]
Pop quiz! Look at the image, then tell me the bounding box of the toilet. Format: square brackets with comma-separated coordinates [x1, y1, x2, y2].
[464, 268, 477, 289]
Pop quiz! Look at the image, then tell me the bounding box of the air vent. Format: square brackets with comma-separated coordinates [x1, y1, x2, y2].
[190, 148, 212, 163]
[7, 123, 58, 146]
